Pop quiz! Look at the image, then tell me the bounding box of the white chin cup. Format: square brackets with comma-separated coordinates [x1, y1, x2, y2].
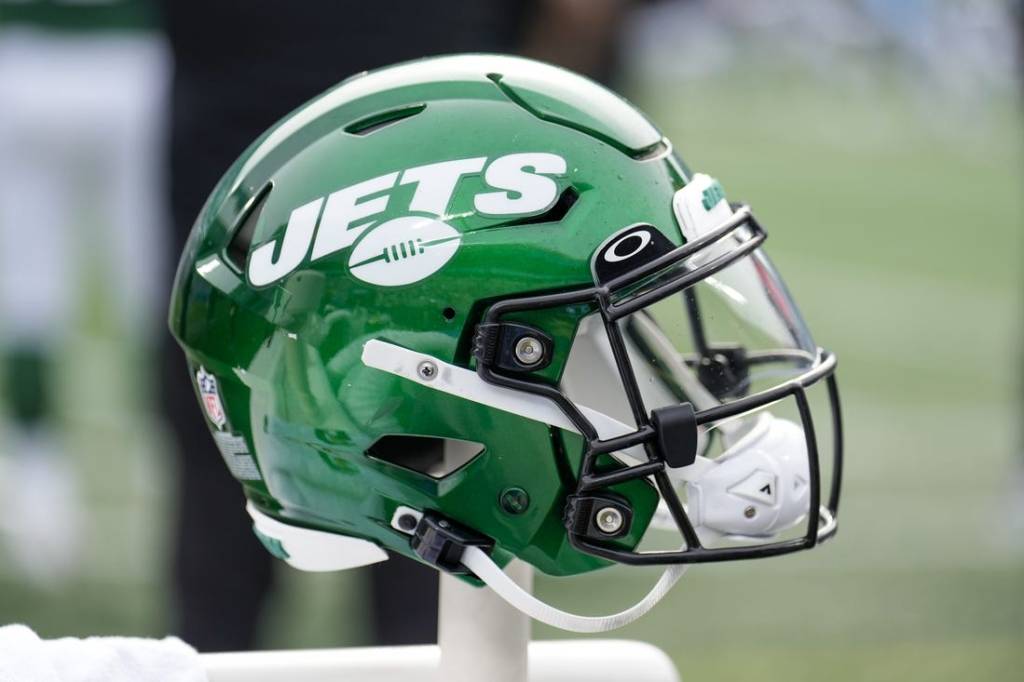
[686, 413, 811, 538]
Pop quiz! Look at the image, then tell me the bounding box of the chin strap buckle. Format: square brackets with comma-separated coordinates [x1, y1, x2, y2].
[410, 512, 494, 576]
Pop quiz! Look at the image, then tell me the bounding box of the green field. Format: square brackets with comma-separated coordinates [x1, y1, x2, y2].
[2, 70, 1022, 681]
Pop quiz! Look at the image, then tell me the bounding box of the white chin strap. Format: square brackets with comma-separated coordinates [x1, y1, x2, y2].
[460, 546, 687, 633]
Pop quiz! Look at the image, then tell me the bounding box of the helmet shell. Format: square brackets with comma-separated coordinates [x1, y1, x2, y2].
[170, 55, 690, 576]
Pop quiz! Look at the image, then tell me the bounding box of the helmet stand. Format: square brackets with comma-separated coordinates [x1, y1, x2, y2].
[199, 562, 680, 681]
[438, 562, 531, 680]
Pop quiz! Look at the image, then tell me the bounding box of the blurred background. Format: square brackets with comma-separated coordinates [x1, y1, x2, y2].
[0, 1, 1021, 680]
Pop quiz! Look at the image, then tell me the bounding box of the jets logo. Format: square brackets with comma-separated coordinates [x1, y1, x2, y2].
[247, 152, 567, 287]
[347, 216, 461, 287]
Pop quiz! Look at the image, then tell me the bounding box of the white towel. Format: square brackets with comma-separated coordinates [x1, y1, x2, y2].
[0, 624, 207, 682]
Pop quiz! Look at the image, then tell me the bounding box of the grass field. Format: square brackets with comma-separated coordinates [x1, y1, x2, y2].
[1, 67, 1022, 681]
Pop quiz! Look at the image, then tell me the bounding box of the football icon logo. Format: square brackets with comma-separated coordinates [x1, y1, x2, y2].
[348, 216, 461, 286]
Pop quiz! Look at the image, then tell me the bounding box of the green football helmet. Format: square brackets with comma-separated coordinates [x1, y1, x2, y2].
[170, 54, 843, 632]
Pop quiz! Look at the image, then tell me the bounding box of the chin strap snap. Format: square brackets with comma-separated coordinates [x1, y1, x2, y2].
[460, 546, 687, 633]
[405, 508, 687, 633]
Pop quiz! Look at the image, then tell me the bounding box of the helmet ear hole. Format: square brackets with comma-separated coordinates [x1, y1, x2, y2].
[367, 434, 484, 479]
[442, 307, 457, 321]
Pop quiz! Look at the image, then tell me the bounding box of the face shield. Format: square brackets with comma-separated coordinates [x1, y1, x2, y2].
[474, 177, 842, 565]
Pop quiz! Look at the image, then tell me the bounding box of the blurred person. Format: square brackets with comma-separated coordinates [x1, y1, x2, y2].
[523, 0, 633, 83]
[0, 0, 169, 586]
[159, 0, 634, 651]
[633, 0, 1019, 103]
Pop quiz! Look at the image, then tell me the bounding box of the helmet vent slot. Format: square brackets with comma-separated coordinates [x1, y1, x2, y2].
[226, 183, 272, 271]
[345, 103, 427, 136]
[367, 435, 484, 479]
[486, 186, 579, 229]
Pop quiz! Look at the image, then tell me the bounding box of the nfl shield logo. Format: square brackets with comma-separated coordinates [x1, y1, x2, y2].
[196, 367, 227, 430]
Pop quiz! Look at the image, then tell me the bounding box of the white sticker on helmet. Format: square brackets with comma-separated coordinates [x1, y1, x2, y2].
[212, 432, 262, 482]
[672, 172, 732, 242]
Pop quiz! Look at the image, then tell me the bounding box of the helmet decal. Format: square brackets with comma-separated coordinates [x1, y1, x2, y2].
[196, 366, 227, 430]
[246, 152, 567, 288]
[347, 216, 461, 287]
[591, 223, 676, 284]
[673, 173, 733, 242]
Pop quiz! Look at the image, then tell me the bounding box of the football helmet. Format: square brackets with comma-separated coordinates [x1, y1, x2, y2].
[170, 54, 843, 632]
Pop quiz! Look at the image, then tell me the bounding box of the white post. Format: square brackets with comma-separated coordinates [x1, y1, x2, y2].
[437, 560, 532, 682]
[201, 558, 682, 682]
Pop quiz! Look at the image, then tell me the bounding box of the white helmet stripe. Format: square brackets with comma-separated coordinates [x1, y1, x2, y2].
[361, 338, 715, 480]
[461, 545, 686, 633]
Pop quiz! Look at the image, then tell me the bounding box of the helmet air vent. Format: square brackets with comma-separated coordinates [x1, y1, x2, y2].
[344, 103, 427, 136]
[484, 186, 579, 229]
[226, 182, 272, 272]
[366, 434, 484, 479]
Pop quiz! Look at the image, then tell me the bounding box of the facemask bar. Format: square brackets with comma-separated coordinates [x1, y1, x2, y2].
[473, 206, 843, 565]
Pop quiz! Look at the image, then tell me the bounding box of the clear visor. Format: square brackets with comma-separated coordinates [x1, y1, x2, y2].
[561, 240, 836, 550]
[562, 245, 817, 432]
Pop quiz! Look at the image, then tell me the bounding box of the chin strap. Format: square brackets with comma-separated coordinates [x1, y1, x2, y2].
[460, 545, 687, 633]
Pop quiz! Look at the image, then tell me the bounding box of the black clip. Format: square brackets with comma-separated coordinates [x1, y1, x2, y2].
[651, 402, 698, 469]
[410, 512, 493, 575]
[472, 323, 502, 366]
[564, 494, 633, 540]
[472, 322, 554, 373]
[695, 344, 750, 400]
